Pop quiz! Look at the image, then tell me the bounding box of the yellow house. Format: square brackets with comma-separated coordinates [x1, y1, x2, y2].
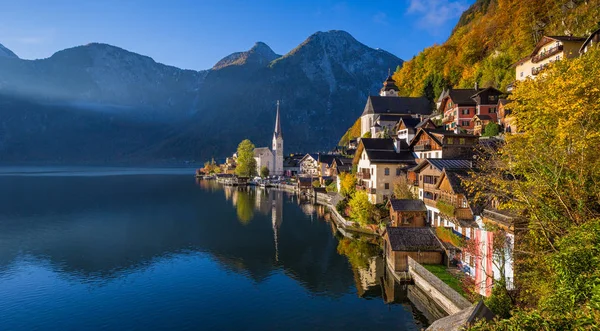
[514, 35, 585, 81]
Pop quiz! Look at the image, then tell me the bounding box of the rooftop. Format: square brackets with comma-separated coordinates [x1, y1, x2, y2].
[389, 199, 427, 212]
[362, 96, 433, 116]
[386, 227, 443, 252]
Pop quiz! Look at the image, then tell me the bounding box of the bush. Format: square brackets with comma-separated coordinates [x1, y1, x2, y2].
[336, 199, 348, 215]
[348, 191, 375, 226]
[482, 122, 501, 137]
[326, 181, 337, 193]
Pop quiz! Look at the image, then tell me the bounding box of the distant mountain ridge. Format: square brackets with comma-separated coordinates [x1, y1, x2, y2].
[0, 31, 403, 164]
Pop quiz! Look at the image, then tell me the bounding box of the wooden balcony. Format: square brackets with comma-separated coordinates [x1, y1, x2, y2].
[531, 44, 563, 63]
[357, 172, 371, 180]
[423, 198, 437, 207]
[532, 63, 549, 76]
[414, 143, 432, 152]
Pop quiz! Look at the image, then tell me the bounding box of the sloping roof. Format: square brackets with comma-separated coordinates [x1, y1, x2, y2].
[333, 157, 353, 167]
[389, 199, 427, 212]
[385, 227, 443, 252]
[437, 88, 449, 103]
[415, 118, 436, 129]
[440, 169, 471, 195]
[426, 301, 494, 331]
[317, 154, 337, 164]
[580, 28, 600, 53]
[366, 150, 416, 164]
[362, 138, 396, 151]
[399, 117, 422, 130]
[381, 75, 399, 91]
[428, 159, 473, 171]
[362, 96, 433, 116]
[473, 114, 493, 121]
[498, 98, 512, 106]
[376, 114, 403, 122]
[447, 89, 478, 105]
[254, 147, 272, 157]
[470, 87, 503, 99]
[546, 35, 586, 42]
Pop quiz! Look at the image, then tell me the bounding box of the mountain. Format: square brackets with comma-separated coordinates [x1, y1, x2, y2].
[0, 43, 18, 58]
[393, 0, 600, 98]
[0, 30, 403, 164]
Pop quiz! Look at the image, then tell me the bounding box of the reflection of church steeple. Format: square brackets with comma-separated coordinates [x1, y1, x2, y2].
[271, 190, 283, 262]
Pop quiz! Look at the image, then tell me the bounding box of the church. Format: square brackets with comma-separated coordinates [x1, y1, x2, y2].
[254, 101, 284, 176]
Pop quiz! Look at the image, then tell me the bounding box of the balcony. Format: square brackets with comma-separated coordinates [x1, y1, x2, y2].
[357, 172, 371, 180]
[532, 63, 549, 76]
[442, 115, 454, 124]
[414, 143, 432, 152]
[482, 208, 514, 228]
[423, 197, 437, 207]
[531, 44, 563, 63]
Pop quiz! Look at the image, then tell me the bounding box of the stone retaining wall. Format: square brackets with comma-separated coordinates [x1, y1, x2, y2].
[408, 257, 471, 315]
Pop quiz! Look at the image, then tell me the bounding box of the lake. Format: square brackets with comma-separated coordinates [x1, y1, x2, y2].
[0, 171, 431, 330]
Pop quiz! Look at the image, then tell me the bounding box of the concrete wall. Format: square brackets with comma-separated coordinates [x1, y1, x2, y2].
[408, 256, 471, 315]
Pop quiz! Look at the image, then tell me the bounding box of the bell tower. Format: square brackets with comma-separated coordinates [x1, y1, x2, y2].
[272, 100, 284, 176]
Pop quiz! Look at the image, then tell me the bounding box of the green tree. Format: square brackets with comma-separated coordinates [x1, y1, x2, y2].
[348, 191, 375, 226]
[235, 139, 257, 177]
[362, 131, 371, 138]
[482, 122, 500, 137]
[260, 166, 270, 178]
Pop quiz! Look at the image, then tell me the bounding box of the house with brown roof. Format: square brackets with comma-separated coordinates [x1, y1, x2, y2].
[397, 117, 437, 144]
[383, 227, 444, 272]
[438, 86, 503, 133]
[353, 138, 416, 204]
[409, 128, 478, 161]
[514, 35, 586, 81]
[472, 114, 494, 136]
[387, 199, 427, 227]
[580, 27, 600, 55]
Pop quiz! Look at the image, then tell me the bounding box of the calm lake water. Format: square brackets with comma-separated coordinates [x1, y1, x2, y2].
[0, 171, 431, 330]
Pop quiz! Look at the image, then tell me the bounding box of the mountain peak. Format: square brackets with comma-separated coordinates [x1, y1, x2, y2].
[0, 43, 19, 59]
[213, 41, 280, 70]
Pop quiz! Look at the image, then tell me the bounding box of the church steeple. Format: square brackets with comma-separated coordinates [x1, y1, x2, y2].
[380, 69, 399, 97]
[273, 100, 282, 139]
[272, 100, 284, 176]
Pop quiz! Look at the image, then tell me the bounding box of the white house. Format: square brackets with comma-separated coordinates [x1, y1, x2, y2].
[254, 147, 273, 175]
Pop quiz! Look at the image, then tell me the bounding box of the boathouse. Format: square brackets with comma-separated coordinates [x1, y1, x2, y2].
[387, 199, 427, 227]
[384, 227, 444, 272]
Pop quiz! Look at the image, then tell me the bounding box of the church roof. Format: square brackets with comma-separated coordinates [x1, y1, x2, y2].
[381, 75, 399, 91]
[361, 96, 433, 116]
[254, 147, 272, 157]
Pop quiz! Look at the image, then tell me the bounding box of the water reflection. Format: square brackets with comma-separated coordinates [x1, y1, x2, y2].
[0, 175, 433, 330]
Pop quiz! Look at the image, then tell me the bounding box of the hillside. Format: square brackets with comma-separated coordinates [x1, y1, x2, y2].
[0, 31, 403, 164]
[393, 0, 600, 99]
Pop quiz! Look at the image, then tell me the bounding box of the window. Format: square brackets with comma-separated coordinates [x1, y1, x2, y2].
[461, 121, 470, 126]
[461, 109, 469, 115]
[489, 107, 497, 113]
[384, 183, 390, 190]
[462, 197, 468, 208]
[384, 168, 390, 175]
[396, 168, 401, 176]
[419, 191, 422, 197]
[520, 71, 523, 77]
[447, 137, 454, 144]
[459, 138, 465, 144]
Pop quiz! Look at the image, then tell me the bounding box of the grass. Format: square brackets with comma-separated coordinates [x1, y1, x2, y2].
[423, 264, 467, 297]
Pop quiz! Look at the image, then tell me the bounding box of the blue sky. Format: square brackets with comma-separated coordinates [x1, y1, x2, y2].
[0, 0, 473, 70]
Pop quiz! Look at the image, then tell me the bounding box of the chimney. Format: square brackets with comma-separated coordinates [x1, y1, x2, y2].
[474, 82, 479, 90]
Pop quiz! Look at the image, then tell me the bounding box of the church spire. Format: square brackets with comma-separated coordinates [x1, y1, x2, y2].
[274, 100, 282, 139]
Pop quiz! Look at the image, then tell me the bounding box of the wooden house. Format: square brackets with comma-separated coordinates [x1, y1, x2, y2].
[409, 128, 478, 161]
[580, 27, 600, 55]
[472, 114, 494, 136]
[384, 227, 444, 272]
[438, 86, 502, 133]
[514, 35, 585, 81]
[387, 199, 427, 227]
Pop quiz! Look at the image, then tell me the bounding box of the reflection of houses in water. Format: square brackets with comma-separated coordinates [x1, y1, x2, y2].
[354, 255, 384, 298]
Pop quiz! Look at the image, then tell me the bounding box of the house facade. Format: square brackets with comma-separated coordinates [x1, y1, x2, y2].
[384, 227, 444, 272]
[515, 35, 585, 81]
[387, 199, 427, 227]
[254, 147, 273, 175]
[439, 87, 503, 133]
[298, 154, 319, 176]
[409, 128, 478, 161]
[353, 138, 416, 204]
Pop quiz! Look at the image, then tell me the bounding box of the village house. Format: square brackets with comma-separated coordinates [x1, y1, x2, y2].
[396, 117, 437, 145]
[298, 154, 319, 176]
[409, 128, 478, 161]
[328, 157, 353, 178]
[353, 138, 416, 204]
[407, 159, 473, 229]
[472, 114, 494, 136]
[514, 35, 585, 81]
[580, 27, 600, 55]
[360, 75, 433, 137]
[387, 199, 427, 227]
[283, 154, 303, 177]
[497, 99, 516, 134]
[438, 86, 503, 133]
[383, 227, 444, 272]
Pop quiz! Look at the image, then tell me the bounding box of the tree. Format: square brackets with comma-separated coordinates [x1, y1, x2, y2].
[235, 139, 257, 177]
[482, 122, 500, 137]
[348, 191, 375, 226]
[235, 190, 254, 224]
[362, 131, 371, 138]
[203, 158, 220, 174]
[393, 176, 417, 199]
[339, 172, 357, 198]
[466, 48, 600, 329]
[260, 166, 270, 178]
